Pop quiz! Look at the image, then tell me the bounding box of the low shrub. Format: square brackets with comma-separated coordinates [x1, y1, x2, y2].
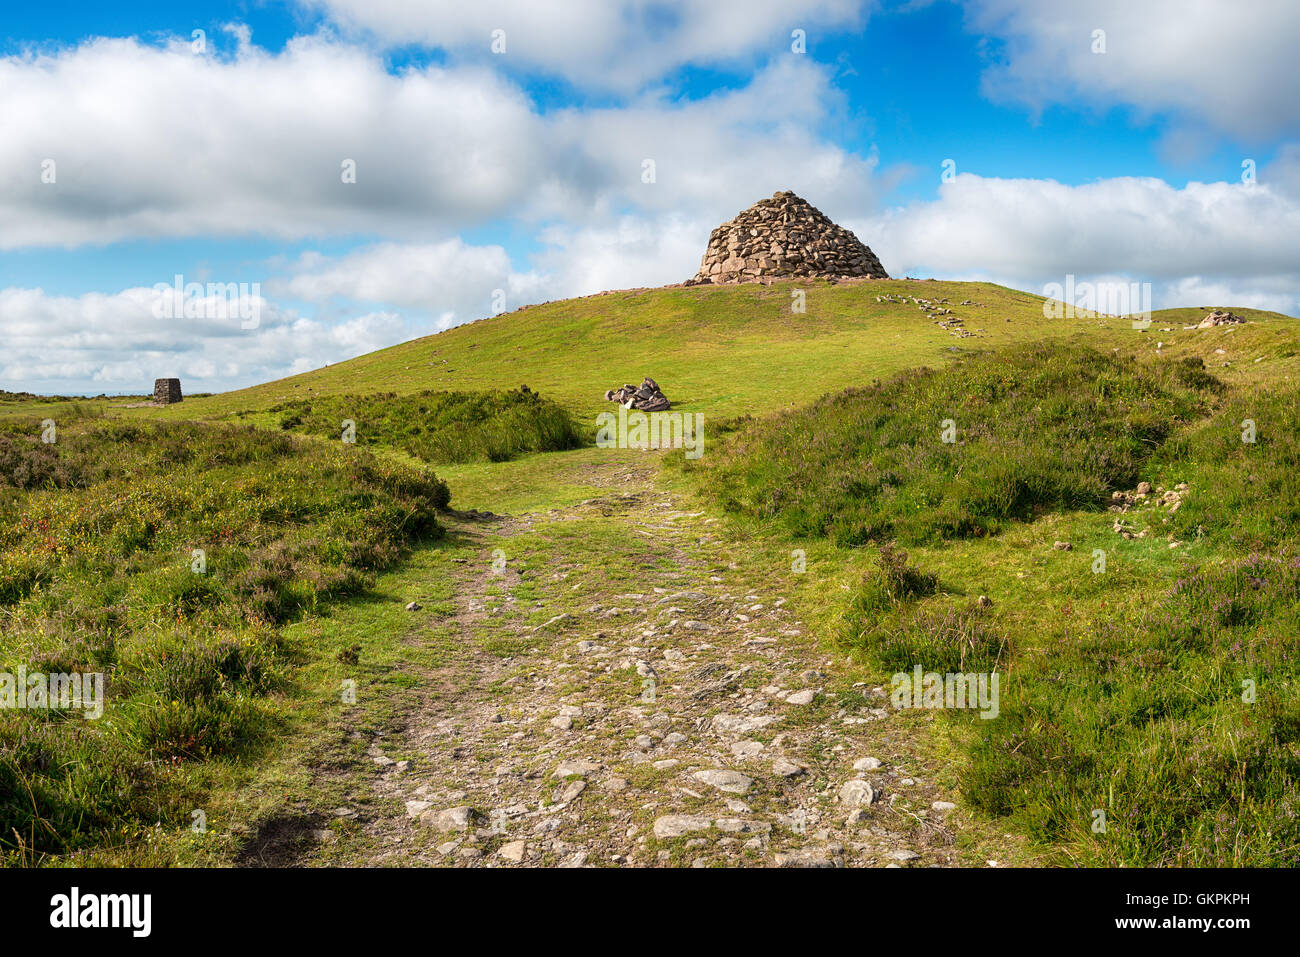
[0, 419, 450, 857]
[685, 344, 1216, 545]
[266, 387, 584, 464]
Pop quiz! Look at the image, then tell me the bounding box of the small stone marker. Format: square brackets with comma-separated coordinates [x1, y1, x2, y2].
[153, 378, 183, 404]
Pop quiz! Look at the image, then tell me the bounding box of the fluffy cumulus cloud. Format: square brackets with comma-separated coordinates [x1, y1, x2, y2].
[272, 239, 554, 325]
[530, 213, 715, 295]
[965, 0, 1300, 142]
[860, 173, 1300, 314]
[275, 211, 722, 320]
[303, 0, 871, 92]
[0, 283, 414, 395]
[541, 56, 888, 223]
[0, 31, 542, 248]
[0, 35, 879, 250]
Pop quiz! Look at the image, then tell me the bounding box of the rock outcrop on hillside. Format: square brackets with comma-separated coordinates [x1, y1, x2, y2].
[686, 191, 888, 285]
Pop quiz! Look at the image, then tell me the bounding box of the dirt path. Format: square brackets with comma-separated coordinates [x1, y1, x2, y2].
[326, 456, 972, 868]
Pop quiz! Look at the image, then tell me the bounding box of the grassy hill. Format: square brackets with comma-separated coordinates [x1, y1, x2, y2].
[139, 280, 1299, 427]
[5, 278, 1300, 867]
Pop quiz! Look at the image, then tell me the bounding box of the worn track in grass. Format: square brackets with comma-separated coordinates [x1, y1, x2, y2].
[298, 454, 1016, 868]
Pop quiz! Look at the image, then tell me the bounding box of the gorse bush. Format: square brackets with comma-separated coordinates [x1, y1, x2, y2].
[688, 344, 1217, 545]
[0, 420, 450, 858]
[266, 387, 585, 464]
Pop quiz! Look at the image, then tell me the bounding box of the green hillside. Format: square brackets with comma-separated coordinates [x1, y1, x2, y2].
[144, 280, 1299, 426]
[677, 340, 1300, 865]
[6, 279, 1300, 868]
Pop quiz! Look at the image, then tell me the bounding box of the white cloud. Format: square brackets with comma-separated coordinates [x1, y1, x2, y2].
[859, 172, 1300, 315]
[965, 0, 1300, 142]
[304, 0, 871, 92]
[541, 55, 890, 222]
[1161, 276, 1299, 315]
[0, 283, 414, 395]
[272, 239, 548, 316]
[0, 33, 541, 248]
[271, 213, 725, 325]
[531, 214, 712, 295]
[0, 35, 884, 250]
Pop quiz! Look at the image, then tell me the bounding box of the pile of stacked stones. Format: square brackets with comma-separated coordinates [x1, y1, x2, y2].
[1109, 481, 1190, 541]
[685, 191, 888, 285]
[604, 377, 671, 412]
[1196, 309, 1245, 328]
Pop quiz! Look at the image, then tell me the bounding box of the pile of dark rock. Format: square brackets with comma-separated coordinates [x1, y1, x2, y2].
[604, 377, 670, 412]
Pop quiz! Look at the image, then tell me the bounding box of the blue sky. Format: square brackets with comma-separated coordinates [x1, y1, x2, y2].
[2, 0, 1298, 394]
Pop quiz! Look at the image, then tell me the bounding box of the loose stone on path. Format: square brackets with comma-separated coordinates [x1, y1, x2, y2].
[693, 770, 753, 794]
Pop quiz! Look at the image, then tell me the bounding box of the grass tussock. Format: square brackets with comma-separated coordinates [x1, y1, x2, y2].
[842, 545, 1008, 675]
[837, 544, 1299, 865]
[0, 420, 449, 860]
[265, 387, 584, 464]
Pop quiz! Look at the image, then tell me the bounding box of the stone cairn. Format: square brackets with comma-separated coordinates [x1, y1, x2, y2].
[153, 378, 183, 404]
[685, 190, 888, 285]
[1195, 309, 1245, 328]
[605, 377, 670, 412]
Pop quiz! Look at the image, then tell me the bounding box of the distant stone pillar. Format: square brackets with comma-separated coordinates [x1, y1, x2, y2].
[153, 378, 183, 404]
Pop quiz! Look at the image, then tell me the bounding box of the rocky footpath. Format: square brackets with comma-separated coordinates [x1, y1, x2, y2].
[334, 459, 980, 868]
